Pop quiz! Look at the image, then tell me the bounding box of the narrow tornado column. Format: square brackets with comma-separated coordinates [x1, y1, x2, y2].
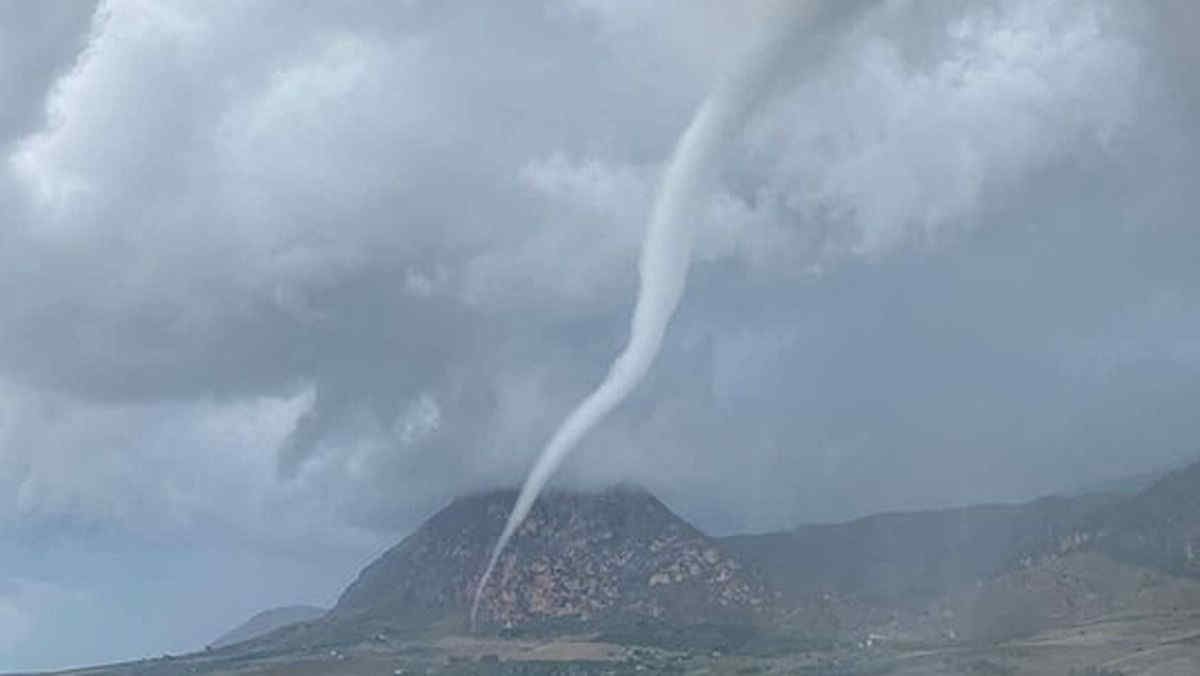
[472, 1, 840, 629]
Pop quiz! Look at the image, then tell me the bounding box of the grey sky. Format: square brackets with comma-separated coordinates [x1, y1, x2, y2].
[1, 0, 1198, 670]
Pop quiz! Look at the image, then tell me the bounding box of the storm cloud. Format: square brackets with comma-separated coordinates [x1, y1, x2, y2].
[1, 0, 1198, 669]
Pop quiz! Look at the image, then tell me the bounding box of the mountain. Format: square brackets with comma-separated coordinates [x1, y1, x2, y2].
[719, 459, 1200, 642]
[47, 468, 1200, 674]
[330, 485, 771, 635]
[221, 462, 1200, 655]
[1036, 458, 1200, 577]
[211, 605, 326, 649]
[721, 492, 1119, 607]
[903, 458, 1200, 642]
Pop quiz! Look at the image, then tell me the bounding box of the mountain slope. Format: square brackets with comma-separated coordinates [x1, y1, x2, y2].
[722, 492, 1119, 607]
[1040, 458, 1200, 577]
[211, 605, 326, 649]
[227, 462, 1200, 653]
[331, 485, 771, 633]
[932, 458, 1200, 641]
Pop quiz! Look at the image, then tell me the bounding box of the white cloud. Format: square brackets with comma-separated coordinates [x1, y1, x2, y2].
[736, 0, 1143, 268]
[0, 378, 376, 551]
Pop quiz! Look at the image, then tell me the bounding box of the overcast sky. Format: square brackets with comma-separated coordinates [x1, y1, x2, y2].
[1, 0, 1198, 670]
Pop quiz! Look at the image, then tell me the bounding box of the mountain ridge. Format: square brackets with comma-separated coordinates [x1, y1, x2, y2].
[214, 458, 1200, 656]
[211, 605, 326, 649]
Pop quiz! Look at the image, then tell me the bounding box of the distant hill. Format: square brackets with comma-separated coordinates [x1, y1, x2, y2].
[211, 605, 326, 649]
[721, 492, 1119, 607]
[719, 458, 1200, 642]
[1066, 468, 1165, 498]
[1042, 458, 1200, 577]
[947, 457, 1200, 641]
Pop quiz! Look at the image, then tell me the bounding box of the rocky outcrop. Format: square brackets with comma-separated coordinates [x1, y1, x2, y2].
[331, 485, 771, 632]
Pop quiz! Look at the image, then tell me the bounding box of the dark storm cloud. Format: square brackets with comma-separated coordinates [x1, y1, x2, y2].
[1, 0, 1199, 669]
[0, 2, 97, 148]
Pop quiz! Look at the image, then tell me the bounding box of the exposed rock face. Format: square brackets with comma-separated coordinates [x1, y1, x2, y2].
[332, 485, 771, 631]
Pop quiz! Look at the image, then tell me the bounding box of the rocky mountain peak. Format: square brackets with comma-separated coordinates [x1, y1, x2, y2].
[331, 484, 771, 632]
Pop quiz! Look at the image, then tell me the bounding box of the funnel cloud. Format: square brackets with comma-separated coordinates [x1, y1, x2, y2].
[472, 1, 862, 625]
